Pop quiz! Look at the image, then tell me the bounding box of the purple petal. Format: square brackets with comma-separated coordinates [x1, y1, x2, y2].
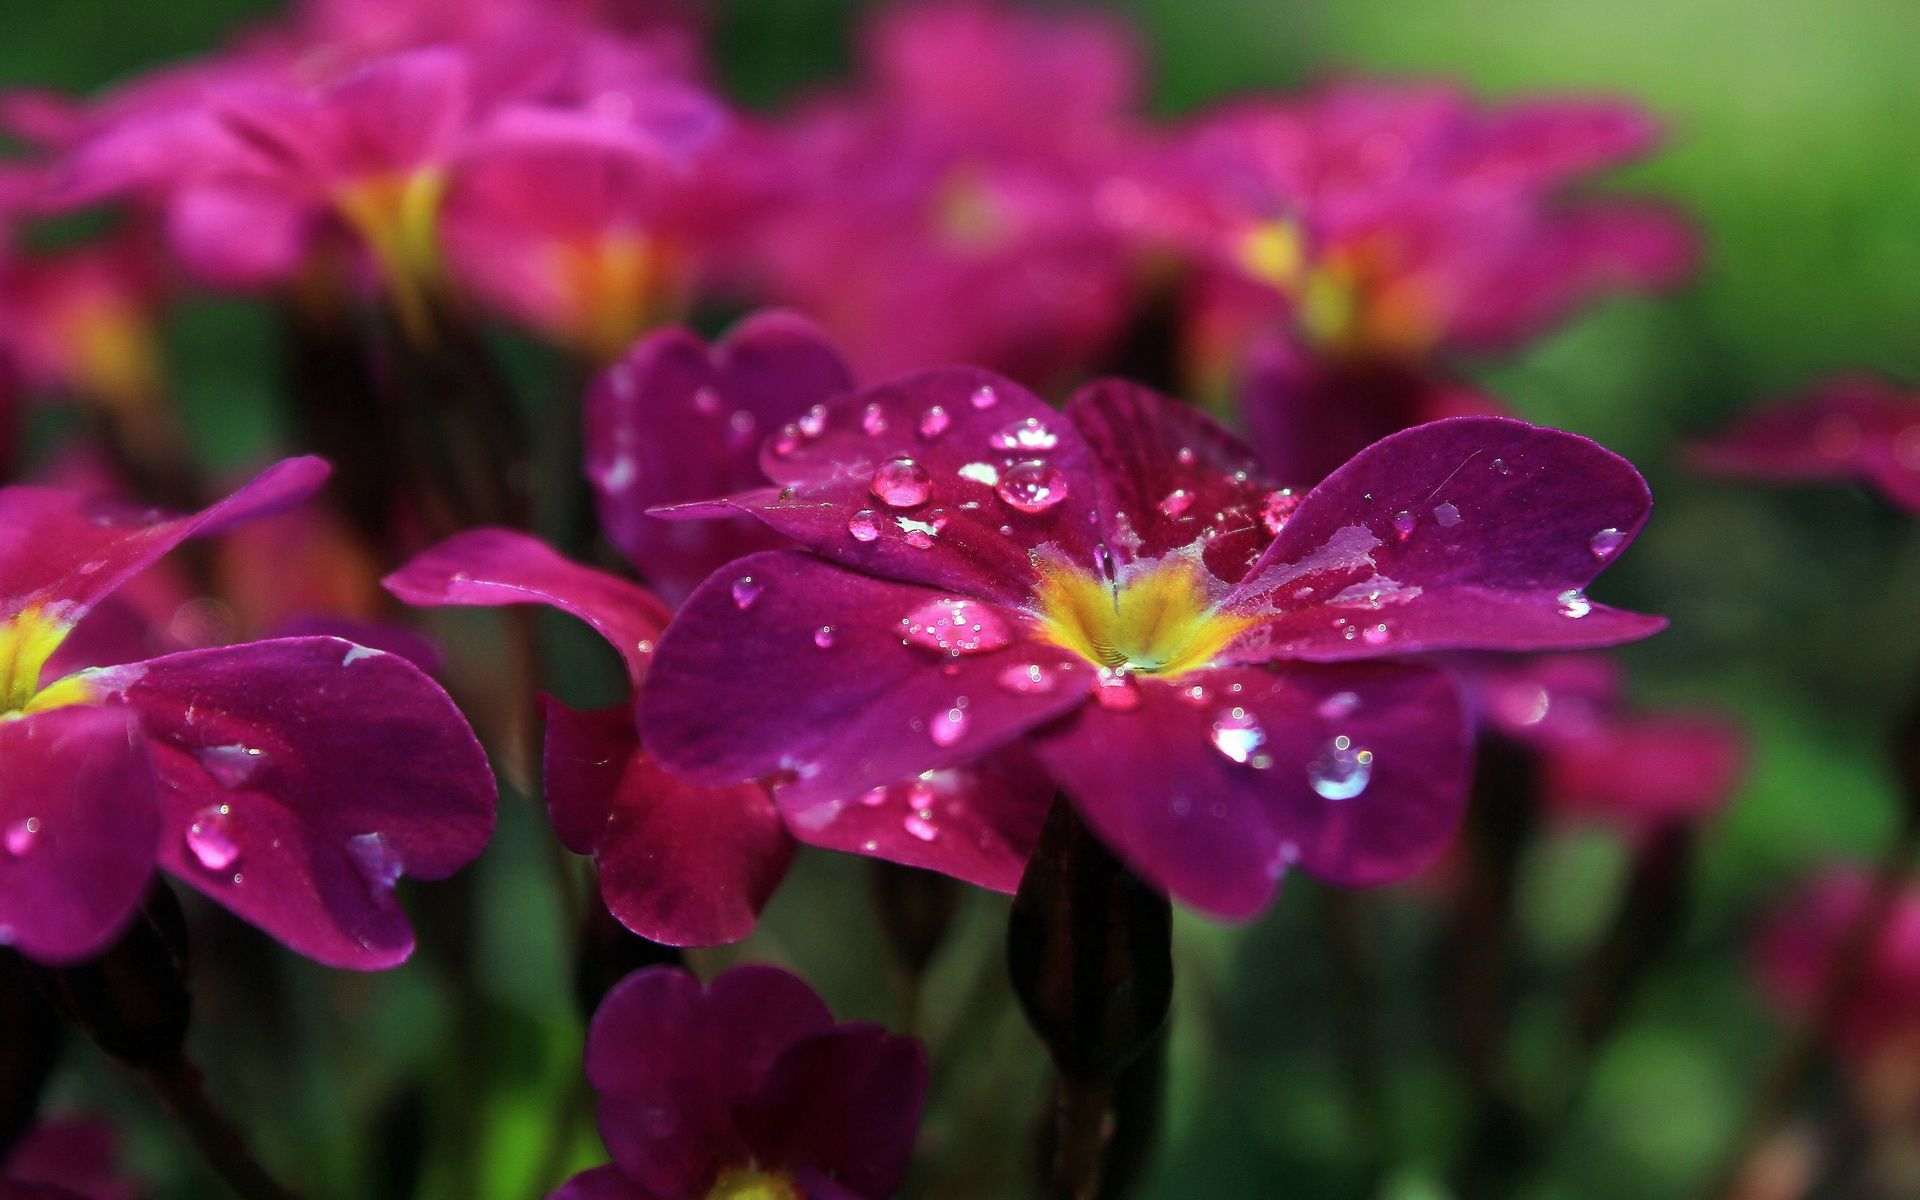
[544, 697, 794, 947]
[1031, 662, 1470, 917]
[1545, 711, 1745, 836]
[587, 313, 856, 604]
[737, 1026, 928, 1199]
[662, 370, 1103, 607]
[0, 457, 330, 625]
[1227, 417, 1665, 659]
[642, 551, 1090, 811]
[0, 707, 155, 965]
[1690, 374, 1920, 516]
[269, 616, 441, 674]
[547, 1164, 647, 1200]
[784, 743, 1053, 894]
[104, 637, 496, 970]
[384, 529, 669, 684]
[1065, 379, 1276, 583]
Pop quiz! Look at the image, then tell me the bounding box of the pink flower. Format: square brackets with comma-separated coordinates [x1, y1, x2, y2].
[4, 1118, 140, 1200]
[1757, 867, 1920, 1062]
[1691, 374, 1920, 517]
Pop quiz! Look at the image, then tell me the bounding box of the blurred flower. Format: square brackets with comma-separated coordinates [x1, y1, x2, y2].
[4, 1118, 141, 1200]
[741, 0, 1149, 386]
[1757, 867, 1920, 1063]
[1691, 373, 1920, 517]
[642, 370, 1663, 918]
[0, 458, 496, 968]
[0, 228, 167, 420]
[553, 963, 925, 1200]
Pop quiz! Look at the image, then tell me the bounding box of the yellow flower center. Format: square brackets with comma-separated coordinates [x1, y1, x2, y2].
[936, 165, 1012, 253]
[333, 168, 448, 343]
[1032, 553, 1255, 680]
[59, 297, 164, 413]
[1237, 221, 1440, 359]
[551, 231, 677, 364]
[0, 607, 93, 718]
[706, 1166, 804, 1200]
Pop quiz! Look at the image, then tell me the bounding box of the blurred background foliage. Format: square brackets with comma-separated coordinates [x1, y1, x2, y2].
[5, 1, 1916, 1197]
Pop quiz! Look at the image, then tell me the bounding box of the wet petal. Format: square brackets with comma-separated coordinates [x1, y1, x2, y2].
[0, 457, 330, 624]
[642, 551, 1090, 812]
[656, 370, 1103, 607]
[1031, 662, 1469, 918]
[737, 1026, 927, 1198]
[104, 637, 496, 970]
[587, 313, 855, 604]
[1066, 379, 1276, 582]
[268, 616, 441, 675]
[384, 529, 668, 684]
[0, 707, 155, 965]
[1227, 416, 1664, 659]
[543, 697, 793, 947]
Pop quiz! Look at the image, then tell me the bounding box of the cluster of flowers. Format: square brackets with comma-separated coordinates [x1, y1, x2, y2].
[2, 0, 1913, 1196]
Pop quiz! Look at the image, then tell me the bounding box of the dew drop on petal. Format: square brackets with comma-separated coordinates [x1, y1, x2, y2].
[1589, 528, 1627, 559]
[1557, 589, 1592, 618]
[1209, 707, 1267, 765]
[1492, 458, 1510, 475]
[797, 405, 828, 438]
[1176, 683, 1210, 707]
[1093, 669, 1142, 711]
[3, 818, 40, 857]
[773, 426, 802, 457]
[1432, 502, 1461, 528]
[861, 403, 889, 435]
[970, 385, 999, 410]
[1392, 510, 1417, 540]
[848, 510, 881, 542]
[904, 529, 935, 549]
[905, 598, 1012, 654]
[186, 805, 242, 871]
[996, 661, 1058, 694]
[347, 832, 404, 893]
[731, 576, 764, 609]
[906, 779, 936, 809]
[1261, 489, 1300, 534]
[1362, 623, 1389, 646]
[1177, 447, 1195, 465]
[929, 706, 970, 746]
[1317, 690, 1361, 720]
[860, 785, 890, 807]
[958, 461, 999, 486]
[1159, 489, 1194, 518]
[871, 458, 933, 507]
[920, 406, 951, 438]
[197, 744, 267, 789]
[988, 417, 1058, 452]
[692, 386, 723, 415]
[814, 625, 836, 648]
[1307, 736, 1374, 800]
[995, 460, 1069, 514]
[904, 814, 940, 841]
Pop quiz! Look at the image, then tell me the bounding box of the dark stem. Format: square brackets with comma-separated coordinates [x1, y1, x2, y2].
[276, 276, 396, 554]
[140, 1057, 304, 1200]
[1321, 887, 1391, 1185]
[0, 950, 63, 1159]
[1569, 824, 1695, 1059]
[870, 860, 963, 1034]
[1008, 796, 1173, 1200]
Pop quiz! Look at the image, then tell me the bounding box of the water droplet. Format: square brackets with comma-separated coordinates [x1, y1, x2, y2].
[871, 458, 932, 507]
[1159, 489, 1195, 519]
[929, 705, 970, 746]
[731, 576, 764, 609]
[904, 814, 940, 841]
[1177, 447, 1196, 465]
[1589, 528, 1627, 559]
[1392, 510, 1417, 540]
[1492, 458, 1510, 475]
[1307, 736, 1374, 800]
[347, 832, 403, 892]
[1317, 691, 1361, 720]
[1261, 490, 1300, 534]
[186, 805, 242, 871]
[693, 385, 723, 415]
[905, 598, 1012, 655]
[1557, 589, 1592, 618]
[1362, 623, 1389, 646]
[773, 425, 802, 456]
[728, 410, 756, 445]
[1176, 683, 1210, 707]
[860, 785, 890, 807]
[958, 461, 999, 486]
[1209, 707, 1268, 765]
[997, 662, 1058, 694]
[197, 744, 266, 789]
[1093, 669, 1142, 711]
[1432, 502, 1461, 528]
[814, 626, 836, 649]
[919, 406, 951, 438]
[970, 385, 999, 410]
[797, 405, 828, 438]
[995, 460, 1069, 514]
[3, 818, 40, 857]
[898, 517, 939, 548]
[862, 403, 889, 435]
[988, 417, 1058, 452]
[848, 510, 881, 542]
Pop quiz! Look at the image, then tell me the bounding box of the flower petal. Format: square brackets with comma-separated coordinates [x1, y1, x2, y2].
[548, 1164, 648, 1200]
[660, 369, 1103, 606]
[1227, 416, 1664, 659]
[642, 550, 1090, 811]
[1690, 374, 1920, 516]
[0, 457, 330, 624]
[543, 697, 793, 947]
[104, 637, 496, 970]
[0, 707, 155, 965]
[384, 529, 668, 684]
[1031, 662, 1469, 918]
[587, 313, 855, 604]
[738, 1026, 927, 1198]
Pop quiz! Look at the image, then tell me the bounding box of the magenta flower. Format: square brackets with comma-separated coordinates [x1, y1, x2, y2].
[1467, 653, 1744, 839]
[0, 457, 496, 968]
[553, 963, 925, 1200]
[4, 1118, 139, 1200]
[742, 0, 1148, 386]
[1757, 867, 1920, 1063]
[641, 369, 1663, 917]
[1691, 374, 1920, 517]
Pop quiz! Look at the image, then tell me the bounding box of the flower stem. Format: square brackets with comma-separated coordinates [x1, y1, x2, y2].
[141, 1056, 305, 1200]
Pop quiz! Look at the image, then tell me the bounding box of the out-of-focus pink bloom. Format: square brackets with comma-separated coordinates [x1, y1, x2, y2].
[1467, 653, 1744, 839]
[4, 1119, 140, 1200]
[0, 458, 496, 968]
[0, 226, 168, 416]
[1691, 374, 1920, 517]
[742, 0, 1150, 387]
[553, 963, 925, 1200]
[643, 365, 1664, 920]
[1757, 867, 1920, 1063]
